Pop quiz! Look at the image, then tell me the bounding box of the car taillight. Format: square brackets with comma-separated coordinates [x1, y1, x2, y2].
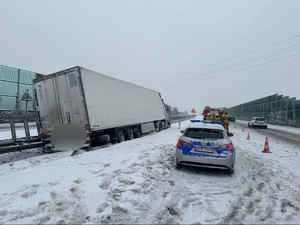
[177, 140, 182, 147]
[228, 143, 233, 151]
[177, 140, 192, 147]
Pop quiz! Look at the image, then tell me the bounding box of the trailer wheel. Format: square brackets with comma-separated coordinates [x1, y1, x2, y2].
[117, 129, 125, 143]
[158, 122, 163, 131]
[134, 127, 141, 138]
[127, 128, 134, 140]
[92, 134, 110, 146]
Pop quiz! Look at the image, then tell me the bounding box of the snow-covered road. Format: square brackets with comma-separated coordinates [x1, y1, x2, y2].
[0, 117, 300, 224]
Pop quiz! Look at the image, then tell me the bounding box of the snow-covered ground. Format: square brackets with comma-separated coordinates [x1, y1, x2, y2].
[0, 117, 300, 224]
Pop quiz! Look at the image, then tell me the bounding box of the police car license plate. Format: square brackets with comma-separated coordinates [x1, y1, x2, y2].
[195, 147, 214, 153]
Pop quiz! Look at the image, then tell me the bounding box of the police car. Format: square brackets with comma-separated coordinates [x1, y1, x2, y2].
[175, 120, 236, 174]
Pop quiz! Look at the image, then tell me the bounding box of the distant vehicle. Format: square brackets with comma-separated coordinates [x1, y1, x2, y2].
[202, 106, 226, 119]
[248, 117, 267, 129]
[229, 117, 236, 122]
[175, 120, 236, 174]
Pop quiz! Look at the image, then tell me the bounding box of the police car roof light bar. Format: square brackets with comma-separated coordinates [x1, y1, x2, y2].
[190, 119, 222, 125]
[190, 120, 202, 123]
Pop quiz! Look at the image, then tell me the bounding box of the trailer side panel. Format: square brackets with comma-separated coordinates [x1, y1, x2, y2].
[80, 68, 167, 130]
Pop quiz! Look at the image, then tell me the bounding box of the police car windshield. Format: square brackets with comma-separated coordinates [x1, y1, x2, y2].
[184, 128, 224, 139]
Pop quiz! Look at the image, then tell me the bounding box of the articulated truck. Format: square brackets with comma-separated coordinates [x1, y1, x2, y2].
[33, 66, 170, 150]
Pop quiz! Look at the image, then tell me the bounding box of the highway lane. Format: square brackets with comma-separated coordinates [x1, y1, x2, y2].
[233, 121, 300, 146]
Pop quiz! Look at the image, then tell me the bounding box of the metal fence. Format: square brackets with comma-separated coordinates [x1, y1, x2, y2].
[227, 94, 300, 127]
[0, 65, 45, 122]
[169, 115, 196, 123]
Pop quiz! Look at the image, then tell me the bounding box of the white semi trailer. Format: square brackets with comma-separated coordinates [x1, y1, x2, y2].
[33, 66, 170, 149]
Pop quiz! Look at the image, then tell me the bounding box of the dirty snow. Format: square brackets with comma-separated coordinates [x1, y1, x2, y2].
[0, 117, 300, 224]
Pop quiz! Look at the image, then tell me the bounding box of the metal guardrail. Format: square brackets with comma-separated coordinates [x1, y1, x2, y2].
[0, 119, 42, 154]
[169, 115, 197, 123]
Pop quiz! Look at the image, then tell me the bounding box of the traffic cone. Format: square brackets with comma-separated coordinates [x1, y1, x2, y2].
[262, 136, 271, 153]
[246, 132, 250, 140]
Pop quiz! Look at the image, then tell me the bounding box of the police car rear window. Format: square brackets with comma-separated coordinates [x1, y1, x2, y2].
[184, 128, 224, 139]
[255, 118, 265, 121]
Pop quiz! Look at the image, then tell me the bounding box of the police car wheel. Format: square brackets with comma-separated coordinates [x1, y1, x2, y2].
[175, 164, 182, 169]
[227, 167, 234, 175]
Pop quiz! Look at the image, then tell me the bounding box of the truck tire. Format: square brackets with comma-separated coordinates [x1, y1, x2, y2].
[134, 127, 141, 138]
[126, 128, 134, 140]
[158, 122, 163, 131]
[117, 129, 125, 143]
[92, 134, 110, 146]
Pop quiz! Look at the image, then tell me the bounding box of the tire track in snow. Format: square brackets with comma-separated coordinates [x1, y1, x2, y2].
[220, 134, 300, 224]
[93, 143, 179, 224]
[0, 181, 89, 224]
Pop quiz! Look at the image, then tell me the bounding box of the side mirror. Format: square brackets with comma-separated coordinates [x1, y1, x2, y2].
[180, 130, 185, 133]
[227, 132, 233, 137]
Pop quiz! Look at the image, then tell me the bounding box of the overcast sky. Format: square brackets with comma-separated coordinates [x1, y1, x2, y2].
[1, 0, 300, 114]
